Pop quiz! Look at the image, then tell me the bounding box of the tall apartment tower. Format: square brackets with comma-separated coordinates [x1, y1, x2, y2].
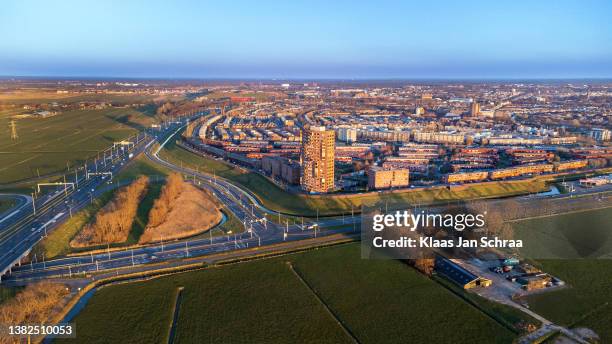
[470, 101, 480, 116]
[301, 126, 335, 193]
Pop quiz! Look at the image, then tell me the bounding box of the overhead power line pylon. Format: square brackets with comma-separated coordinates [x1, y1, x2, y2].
[10, 120, 18, 140]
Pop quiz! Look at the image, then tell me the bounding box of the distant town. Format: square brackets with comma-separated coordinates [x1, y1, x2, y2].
[165, 81, 612, 193]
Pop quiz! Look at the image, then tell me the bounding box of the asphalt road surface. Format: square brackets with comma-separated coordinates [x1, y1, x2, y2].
[3, 112, 611, 284]
[0, 118, 196, 281]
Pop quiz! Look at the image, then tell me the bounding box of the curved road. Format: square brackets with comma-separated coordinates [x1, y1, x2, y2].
[5, 117, 610, 284]
[3, 120, 359, 284]
[0, 194, 32, 229]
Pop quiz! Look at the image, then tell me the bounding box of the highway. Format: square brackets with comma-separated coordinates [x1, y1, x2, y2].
[1, 116, 361, 284]
[0, 117, 200, 282]
[0, 194, 31, 228]
[3, 113, 611, 285]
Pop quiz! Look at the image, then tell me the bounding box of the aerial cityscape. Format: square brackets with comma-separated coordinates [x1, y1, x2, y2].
[0, 1, 611, 344]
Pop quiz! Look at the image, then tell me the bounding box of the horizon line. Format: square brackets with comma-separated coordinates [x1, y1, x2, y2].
[2, 75, 612, 83]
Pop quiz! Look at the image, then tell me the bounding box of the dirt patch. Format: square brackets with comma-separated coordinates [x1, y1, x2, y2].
[139, 182, 222, 243]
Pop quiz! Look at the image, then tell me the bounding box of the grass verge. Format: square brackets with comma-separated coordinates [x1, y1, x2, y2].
[0, 286, 23, 305]
[31, 190, 114, 259]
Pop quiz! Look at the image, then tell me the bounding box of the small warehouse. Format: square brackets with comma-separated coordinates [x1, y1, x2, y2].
[435, 256, 492, 289]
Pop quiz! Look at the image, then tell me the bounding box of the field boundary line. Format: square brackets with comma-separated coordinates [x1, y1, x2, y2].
[167, 286, 184, 344]
[567, 301, 609, 329]
[433, 275, 521, 335]
[287, 261, 360, 344]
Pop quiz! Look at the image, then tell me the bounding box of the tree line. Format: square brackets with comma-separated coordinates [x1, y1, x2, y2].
[0, 282, 69, 342]
[71, 176, 149, 247]
[147, 172, 183, 228]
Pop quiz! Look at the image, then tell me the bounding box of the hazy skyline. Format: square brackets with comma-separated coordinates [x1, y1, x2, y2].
[1, 0, 611, 79]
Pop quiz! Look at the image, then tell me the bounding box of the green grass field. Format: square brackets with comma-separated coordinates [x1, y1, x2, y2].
[0, 91, 182, 106]
[0, 198, 17, 214]
[160, 138, 548, 217]
[126, 182, 163, 244]
[513, 207, 612, 259]
[526, 260, 612, 342]
[0, 286, 23, 305]
[215, 209, 245, 236]
[31, 190, 115, 259]
[0, 107, 157, 184]
[115, 155, 170, 182]
[62, 244, 517, 344]
[31, 180, 164, 258]
[511, 208, 612, 342]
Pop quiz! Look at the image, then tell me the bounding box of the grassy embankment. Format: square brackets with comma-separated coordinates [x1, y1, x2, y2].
[31, 156, 240, 258]
[31, 181, 162, 259]
[31, 190, 115, 259]
[58, 244, 517, 344]
[0, 198, 17, 214]
[139, 174, 223, 243]
[30, 153, 173, 259]
[0, 286, 23, 305]
[115, 154, 171, 182]
[159, 138, 548, 217]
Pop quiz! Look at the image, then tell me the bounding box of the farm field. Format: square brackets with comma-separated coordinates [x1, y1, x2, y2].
[160, 137, 548, 216]
[0, 107, 157, 184]
[526, 260, 612, 343]
[61, 244, 517, 344]
[512, 207, 612, 259]
[513, 208, 612, 342]
[0, 90, 181, 105]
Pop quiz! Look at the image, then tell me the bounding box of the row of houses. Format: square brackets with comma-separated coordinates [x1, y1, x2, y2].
[261, 156, 301, 185]
[443, 160, 588, 183]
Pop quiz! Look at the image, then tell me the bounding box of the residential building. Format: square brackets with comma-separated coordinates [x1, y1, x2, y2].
[412, 131, 466, 145]
[470, 101, 480, 116]
[367, 167, 409, 189]
[301, 126, 336, 193]
[589, 128, 611, 142]
[337, 127, 358, 143]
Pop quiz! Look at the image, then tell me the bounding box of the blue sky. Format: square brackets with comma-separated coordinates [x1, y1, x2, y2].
[1, 0, 611, 79]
